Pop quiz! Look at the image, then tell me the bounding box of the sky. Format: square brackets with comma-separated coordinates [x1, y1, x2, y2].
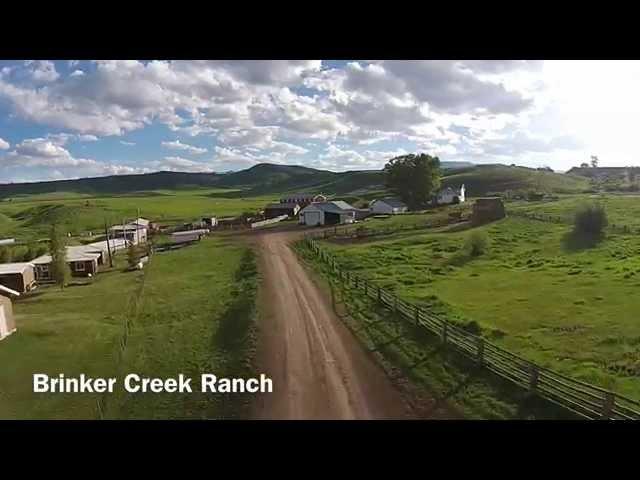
[0, 59, 637, 183]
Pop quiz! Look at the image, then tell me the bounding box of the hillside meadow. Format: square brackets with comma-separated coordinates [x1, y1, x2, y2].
[0, 236, 257, 419]
[318, 197, 640, 401]
[0, 188, 276, 241]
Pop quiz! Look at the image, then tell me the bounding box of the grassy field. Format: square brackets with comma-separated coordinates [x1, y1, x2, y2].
[0, 188, 276, 241]
[508, 194, 640, 230]
[318, 195, 640, 402]
[0, 235, 257, 419]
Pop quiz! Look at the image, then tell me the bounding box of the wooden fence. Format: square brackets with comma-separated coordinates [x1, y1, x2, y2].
[304, 233, 640, 420]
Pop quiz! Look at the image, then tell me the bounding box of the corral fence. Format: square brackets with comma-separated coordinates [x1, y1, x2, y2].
[303, 232, 640, 420]
[508, 209, 639, 234]
[250, 214, 288, 229]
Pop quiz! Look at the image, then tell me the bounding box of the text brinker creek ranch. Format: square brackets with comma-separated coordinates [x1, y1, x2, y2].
[33, 374, 273, 394]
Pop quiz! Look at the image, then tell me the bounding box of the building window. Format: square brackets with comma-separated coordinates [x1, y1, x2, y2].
[39, 265, 50, 279]
[73, 262, 86, 272]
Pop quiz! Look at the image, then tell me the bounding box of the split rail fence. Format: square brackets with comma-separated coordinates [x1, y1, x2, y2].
[304, 232, 640, 420]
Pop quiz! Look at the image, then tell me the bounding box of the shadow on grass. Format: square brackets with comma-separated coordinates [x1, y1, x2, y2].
[210, 249, 258, 419]
[562, 229, 605, 252]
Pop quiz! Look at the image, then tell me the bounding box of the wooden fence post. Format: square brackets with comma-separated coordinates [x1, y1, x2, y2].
[602, 392, 615, 419]
[529, 365, 539, 392]
[393, 295, 398, 312]
[377, 286, 381, 303]
[364, 279, 368, 296]
[415, 306, 420, 325]
[476, 338, 485, 365]
[442, 321, 448, 344]
[354, 276, 358, 289]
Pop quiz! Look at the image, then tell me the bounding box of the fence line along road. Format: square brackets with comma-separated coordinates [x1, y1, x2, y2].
[303, 232, 640, 420]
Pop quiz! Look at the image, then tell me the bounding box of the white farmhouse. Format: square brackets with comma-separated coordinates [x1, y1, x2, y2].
[369, 198, 408, 215]
[299, 201, 357, 226]
[435, 184, 465, 205]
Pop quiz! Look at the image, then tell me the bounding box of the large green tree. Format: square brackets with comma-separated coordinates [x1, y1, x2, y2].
[49, 224, 70, 289]
[383, 153, 441, 209]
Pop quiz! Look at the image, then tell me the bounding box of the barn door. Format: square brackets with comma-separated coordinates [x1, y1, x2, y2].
[0, 305, 7, 339]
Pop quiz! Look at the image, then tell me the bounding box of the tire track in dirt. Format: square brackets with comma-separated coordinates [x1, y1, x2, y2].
[251, 230, 415, 420]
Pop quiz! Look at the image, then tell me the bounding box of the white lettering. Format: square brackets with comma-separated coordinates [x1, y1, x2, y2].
[201, 374, 217, 392]
[125, 374, 140, 392]
[33, 374, 49, 393]
[200, 374, 273, 393]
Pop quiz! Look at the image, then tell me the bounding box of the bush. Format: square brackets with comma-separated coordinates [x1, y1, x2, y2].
[574, 203, 608, 235]
[465, 231, 489, 257]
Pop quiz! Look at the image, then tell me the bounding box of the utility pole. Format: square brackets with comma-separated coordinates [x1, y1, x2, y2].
[136, 207, 140, 245]
[104, 220, 113, 268]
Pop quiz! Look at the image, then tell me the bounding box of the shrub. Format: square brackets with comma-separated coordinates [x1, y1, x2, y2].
[465, 231, 489, 257]
[574, 203, 608, 235]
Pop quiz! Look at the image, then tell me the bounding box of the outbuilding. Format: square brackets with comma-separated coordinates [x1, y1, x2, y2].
[32, 249, 101, 281]
[0, 263, 36, 294]
[170, 229, 209, 244]
[109, 224, 148, 244]
[201, 217, 218, 228]
[298, 201, 357, 226]
[369, 198, 408, 215]
[264, 202, 300, 219]
[0, 285, 18, 341]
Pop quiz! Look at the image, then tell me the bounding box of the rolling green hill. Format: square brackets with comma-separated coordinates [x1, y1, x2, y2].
[441, 164, 590, 196]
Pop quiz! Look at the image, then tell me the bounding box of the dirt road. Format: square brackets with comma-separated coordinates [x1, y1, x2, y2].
[251, 230, 414, 420]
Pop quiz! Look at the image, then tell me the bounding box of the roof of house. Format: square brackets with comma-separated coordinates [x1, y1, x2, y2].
[266, 202, 299, 209]
[303, 201, 356, 214]
[0, 284, 20, 296]
[134, 218, 150, 226]
[438, 184, 465, 195]
[32, 249, 101, 265]
[0, 262, 34, 275]
[374, 198, 407, 209]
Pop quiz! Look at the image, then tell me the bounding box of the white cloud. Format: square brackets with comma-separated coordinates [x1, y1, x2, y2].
[120, 141, 136, 146]
[70, 70, 85, 77]
[24, 60, 60, 83]
[0, 137, 146, 181]
[161, 139, 207, 154]
[0, 138, 9, 150]
[148, 156, 214, 173]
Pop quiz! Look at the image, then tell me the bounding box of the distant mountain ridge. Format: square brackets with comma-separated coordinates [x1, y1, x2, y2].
[0, 161, 587, 198]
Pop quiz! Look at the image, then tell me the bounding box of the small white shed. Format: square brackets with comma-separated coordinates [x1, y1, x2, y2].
[370, 198, 408, 215]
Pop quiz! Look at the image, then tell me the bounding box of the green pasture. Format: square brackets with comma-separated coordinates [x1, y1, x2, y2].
[320, 200, 640, 401]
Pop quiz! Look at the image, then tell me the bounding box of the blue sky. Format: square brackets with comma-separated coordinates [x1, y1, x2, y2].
[0, 60, 631, 183]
